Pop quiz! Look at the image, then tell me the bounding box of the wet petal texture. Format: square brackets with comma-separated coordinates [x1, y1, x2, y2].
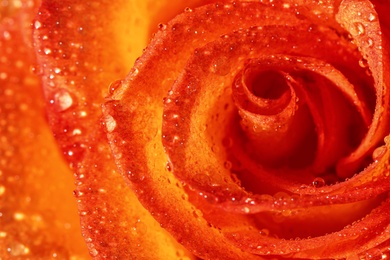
[0, 1, 89, 258]
[104, 0, 390, 259]
[32, 0, 217, 259]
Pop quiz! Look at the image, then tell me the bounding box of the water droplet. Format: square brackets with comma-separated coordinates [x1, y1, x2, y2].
[312, 177, 325, 188]
[104, 115, 117, 133]
[211, 144, 220, 153]
[181, 193, 188, 200]
[230, 173, 241, 185]
[367, 38, 374, 47]
[274, 192, 290, 200]
[224, 161, 232, 170]
[127, 170, 145, 183]
[364, 248, 384, 259]
[54, 89, 73, 111]
[166, 160, 173, 171]
[210, 56, 231, 76]
[222, 137, 233, 148]
[79, 211, 88, 216]
[0, 185, 5, 196]
[31, 64, 43, 75]
[90, 248, 98, 257]
[242, 207, 250, 213]
[72, 128, 82, 135]
[73, 190, 84, 198]
[355, 22, 365, 35]
[133, 220, 147, 235]
[259, 228, 270, 236]
[34, 20, 42, 29]
[359, 58, 368, 68]
[368, 13, 376, 22]
[192, 209, 203, 218]
[184, 7, 193, 12]
[108, 79, 123, 96]
[43, 47, 52, 55]
[158, 23, 167, 30]
[372, 146, 387, 161]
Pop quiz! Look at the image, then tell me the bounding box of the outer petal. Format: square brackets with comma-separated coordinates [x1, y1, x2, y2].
[104, 0, 390, 259]
[0, 1, 88, 258]
[32, 0, 215, 258]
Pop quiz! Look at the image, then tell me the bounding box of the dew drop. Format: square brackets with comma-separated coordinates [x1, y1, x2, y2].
[359, 58, 368, 68]
[43, 47, 52, 55]
[158, 23, 167, 30]
[72, 128, 82, 135]
[127, 170, 145, 183]
[224, 161, 232, 170]
[222, 137, 233, 148]
[367, 38, 374, 47]
[133, 220, 147, 235]
[184, 7, 193, 12]
[166, 160, 173, 172]
[211, 144, 220, 153]
[73, 190, 84, 198]
[312, 177, 325, 188]
[108, 79, 123, 96]
[273, 192, 290, 200]
[260, 228, 270, 236]
[354, 22, 365, 35]
[230, 173, 241, 186]
[79, 211, 88, 216]
[90, 248, 98, 257]
[192, 209, 203, 218]
[242, 207, 250, 213]
[372, 146, 387, 161]
[210, 56, 231, 76]
[54, 89, 73, 111]
[368, 13, 376, 22]
[181, 193, 188, 200]
[104, 115, 117, 133]
[34, 20, 42, 29]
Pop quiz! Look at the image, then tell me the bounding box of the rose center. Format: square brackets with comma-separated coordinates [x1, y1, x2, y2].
[248, 70, 290, 100]
[232, 63, 317, 170]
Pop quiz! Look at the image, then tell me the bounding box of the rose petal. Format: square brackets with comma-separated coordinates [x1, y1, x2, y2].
[335, 0, 390, 177]
[0, 1, 88, 258]
[32, 0, 207, 258]
[104, 0, 390, 258]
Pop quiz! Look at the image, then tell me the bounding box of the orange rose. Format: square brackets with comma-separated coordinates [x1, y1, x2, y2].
[2, 0, 390, 259]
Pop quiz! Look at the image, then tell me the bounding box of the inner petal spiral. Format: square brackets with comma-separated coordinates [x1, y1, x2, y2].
[232, 64, 317, 169]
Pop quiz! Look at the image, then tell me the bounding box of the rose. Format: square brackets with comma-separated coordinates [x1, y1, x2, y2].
[103, 0, 390, 258]
[2, 0, 390, 259]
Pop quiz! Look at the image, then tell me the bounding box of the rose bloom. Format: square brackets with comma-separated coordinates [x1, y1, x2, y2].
[2, 0, 390, 259]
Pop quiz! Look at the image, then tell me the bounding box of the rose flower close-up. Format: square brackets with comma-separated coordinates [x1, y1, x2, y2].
[1, 0, 390, 259]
